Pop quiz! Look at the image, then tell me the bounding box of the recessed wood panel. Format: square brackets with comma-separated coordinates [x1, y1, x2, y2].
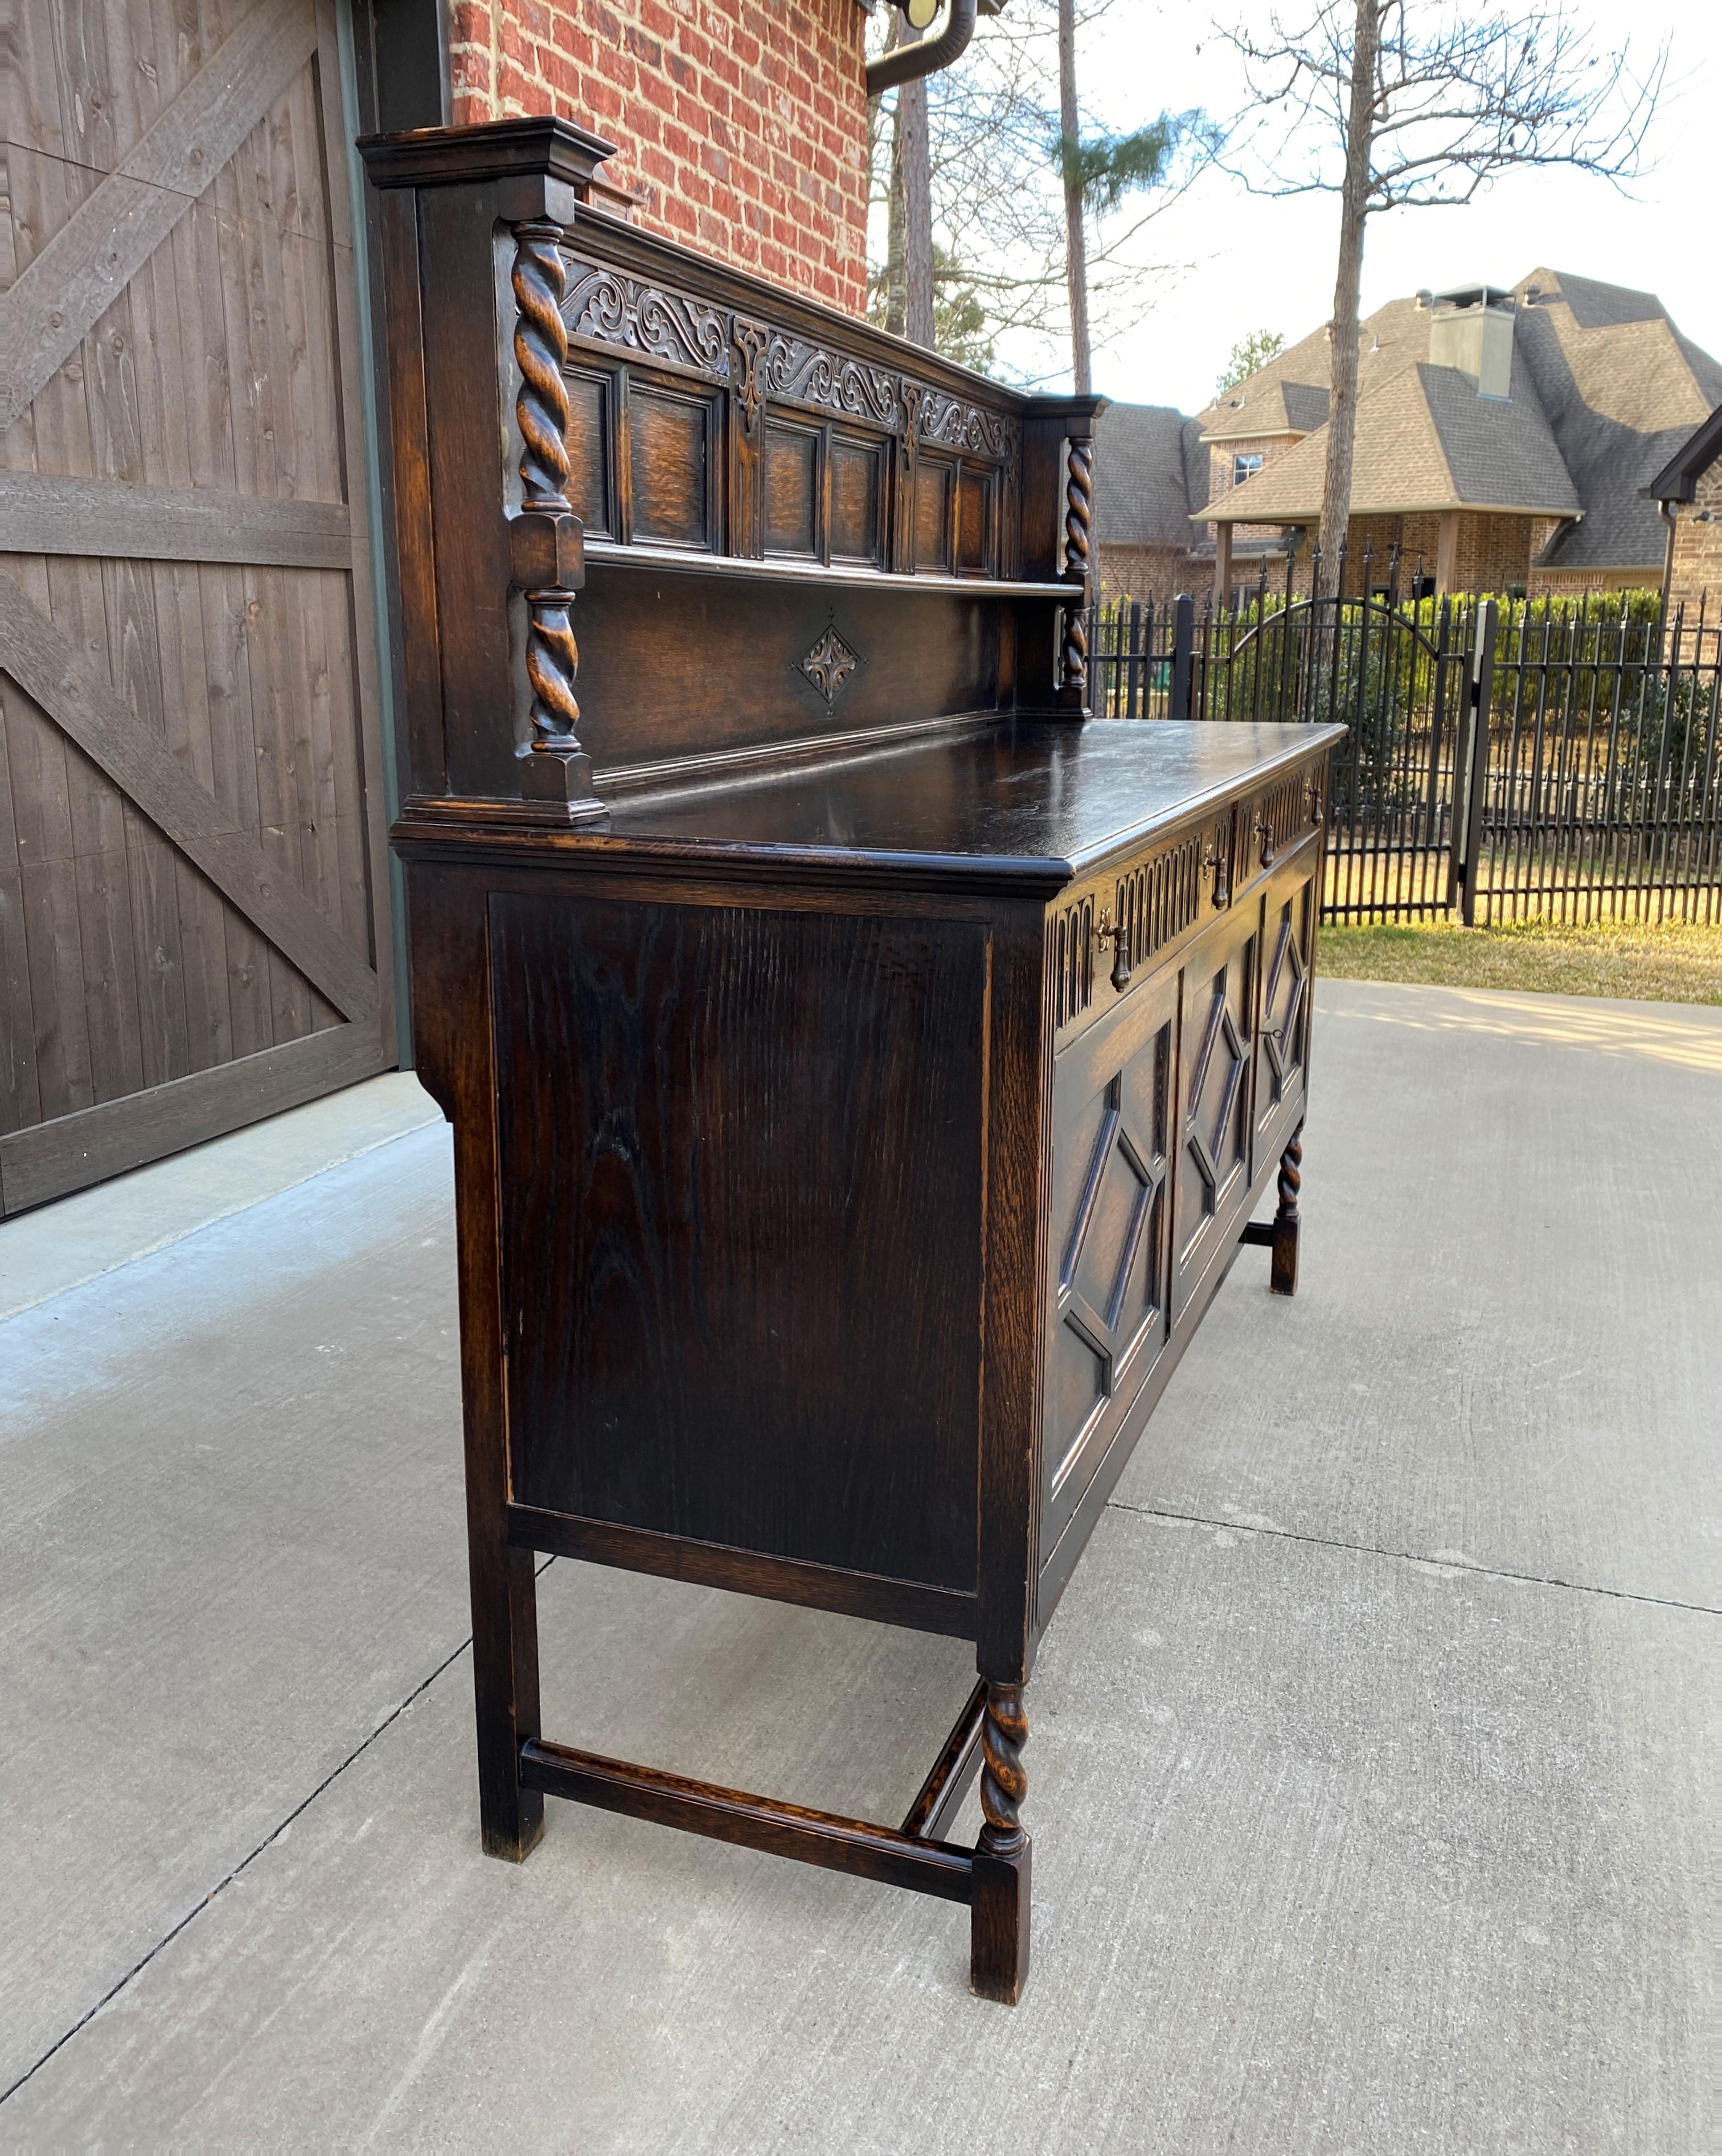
[629, 388, 709, 547]
[492, 893, 986, 1592]
[1043, 979, 1173, 1555]
[957, 466, 991, 573]
[914, 458, 952, 572]
[1172, 907, 1257, 1318]
[830, 436, 881, 562]
[1254, 850, 1316, 1174]
[764, 421, 818, 557]
[564, 368, 611, 536]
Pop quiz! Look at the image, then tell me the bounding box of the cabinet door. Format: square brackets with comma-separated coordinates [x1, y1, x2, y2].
[1253, 841, 1318, 1173]
[1171, 901, 1258, 1321]
[1043, 969, 1177, 1558]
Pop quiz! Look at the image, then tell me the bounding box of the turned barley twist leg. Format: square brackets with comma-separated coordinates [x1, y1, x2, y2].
[971, 1682, 1032, 2003]
[978, 1684, 1028, 1855]
[1270, 1125, 1302, 1298]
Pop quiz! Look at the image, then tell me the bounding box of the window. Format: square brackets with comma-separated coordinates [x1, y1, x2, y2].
[1232, 452, 1264, 489]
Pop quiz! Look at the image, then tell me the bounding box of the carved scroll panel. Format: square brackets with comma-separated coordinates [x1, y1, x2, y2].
[547, 243, 1018, 577]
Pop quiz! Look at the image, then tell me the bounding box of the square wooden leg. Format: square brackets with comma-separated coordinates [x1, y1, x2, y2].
[470, 1537, 545, 1862]
[970, 1837, 1032, 2004]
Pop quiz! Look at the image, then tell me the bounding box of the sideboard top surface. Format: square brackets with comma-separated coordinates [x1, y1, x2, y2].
[479, 719, 1344, 890]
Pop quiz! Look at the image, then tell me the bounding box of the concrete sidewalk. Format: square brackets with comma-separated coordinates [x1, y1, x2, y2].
[1, 982, 1716, 2152]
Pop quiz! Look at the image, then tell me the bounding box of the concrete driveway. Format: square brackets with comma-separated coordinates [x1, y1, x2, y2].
[1, 980, 1716, 2153]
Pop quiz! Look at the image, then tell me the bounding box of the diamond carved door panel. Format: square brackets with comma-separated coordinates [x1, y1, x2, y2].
[1043, 969, 1176, 1559]
[1254, 845, 1318, 1170]
[1171, 903, 1258, 1321]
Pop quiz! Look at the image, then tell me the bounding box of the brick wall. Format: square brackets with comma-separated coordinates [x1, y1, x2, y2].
[1453, 511, 1535, 592]
[1668, 460, 1722, 616]
[1339, 513, 1442, 591]
[448, 0, 870, 314]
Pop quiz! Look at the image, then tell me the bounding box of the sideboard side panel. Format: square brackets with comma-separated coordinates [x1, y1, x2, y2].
[490, 892, 987, 1592]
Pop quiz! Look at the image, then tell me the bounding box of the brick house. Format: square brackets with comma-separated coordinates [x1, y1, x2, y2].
[1646, 401, 1722, 625]
[1096, 270, 1722, 608]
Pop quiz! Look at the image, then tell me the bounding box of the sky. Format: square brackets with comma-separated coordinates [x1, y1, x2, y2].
[984, 0, 1719, 413]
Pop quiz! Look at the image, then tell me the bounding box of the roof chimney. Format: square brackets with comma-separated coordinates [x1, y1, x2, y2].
[1428, 284, 1515, 400]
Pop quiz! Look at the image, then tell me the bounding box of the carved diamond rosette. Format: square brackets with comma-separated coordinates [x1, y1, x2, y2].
[797, 624, 862, 710]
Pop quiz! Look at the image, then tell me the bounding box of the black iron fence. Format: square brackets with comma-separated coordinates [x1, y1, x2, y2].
[1087, 556, 1721, 928]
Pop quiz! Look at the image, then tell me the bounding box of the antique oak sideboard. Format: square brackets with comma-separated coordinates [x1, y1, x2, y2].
[362, 118, 1342, 2005]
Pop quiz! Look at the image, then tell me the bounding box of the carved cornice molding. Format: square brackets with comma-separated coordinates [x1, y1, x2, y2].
[563, 261, 731, 377]
[557, 249, 1019, 462]
[918, 387, 1017, 462]
[764, 331, 901, 429]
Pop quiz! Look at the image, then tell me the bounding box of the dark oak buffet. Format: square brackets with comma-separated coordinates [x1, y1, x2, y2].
[362, 117, 1342, 2005]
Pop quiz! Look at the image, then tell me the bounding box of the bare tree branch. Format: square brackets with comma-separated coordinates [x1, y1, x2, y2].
[867, 0, 1218, 383]
[1213, 0, 1667, 591]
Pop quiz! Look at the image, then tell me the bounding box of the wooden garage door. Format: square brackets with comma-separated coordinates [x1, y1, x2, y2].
[1, 0, 395, 1216]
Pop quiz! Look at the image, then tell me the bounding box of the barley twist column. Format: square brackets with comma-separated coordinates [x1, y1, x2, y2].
[510, 219, 596, 810]
[1059, 435, 1094, 707]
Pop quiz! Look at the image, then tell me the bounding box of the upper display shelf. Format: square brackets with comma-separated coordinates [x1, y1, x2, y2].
[359, 118, 1107, 818]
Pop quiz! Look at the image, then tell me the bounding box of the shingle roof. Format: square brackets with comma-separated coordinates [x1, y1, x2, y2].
[1101, 269, 1721, 571]
[1092, 403, 1202, 548]
[1192, 270, 1719, 565]
[1207, 338, 1579, 523]
[1511, 269, 1722, 569]
[1195, 297, 1431, 441]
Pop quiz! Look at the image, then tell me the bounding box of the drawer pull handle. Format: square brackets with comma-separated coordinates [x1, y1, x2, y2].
[1092, 908, 1131, 991]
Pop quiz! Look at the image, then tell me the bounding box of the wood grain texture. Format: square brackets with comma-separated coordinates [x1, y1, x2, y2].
[0, 0, 319, 427]
[3, 0, 393, 1202]
[0, 574, 378, 1022]
[0, 1014, 385, 1217]
[520, 1737, 975, 1903]
[506, 1503, 978, 1636]
[1171, 900, 1259, 1322]
[2, 472, 352, 567]
[490, 890, 987, 1592]
[407, 866, 544, 1860]
[628, 387, 712, 549]
[1043, 966, 1177, 1556]
[764, 421, 818, 558]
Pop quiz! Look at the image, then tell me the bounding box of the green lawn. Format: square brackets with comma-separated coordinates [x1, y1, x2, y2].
[1318, 916, 1722, 1006]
